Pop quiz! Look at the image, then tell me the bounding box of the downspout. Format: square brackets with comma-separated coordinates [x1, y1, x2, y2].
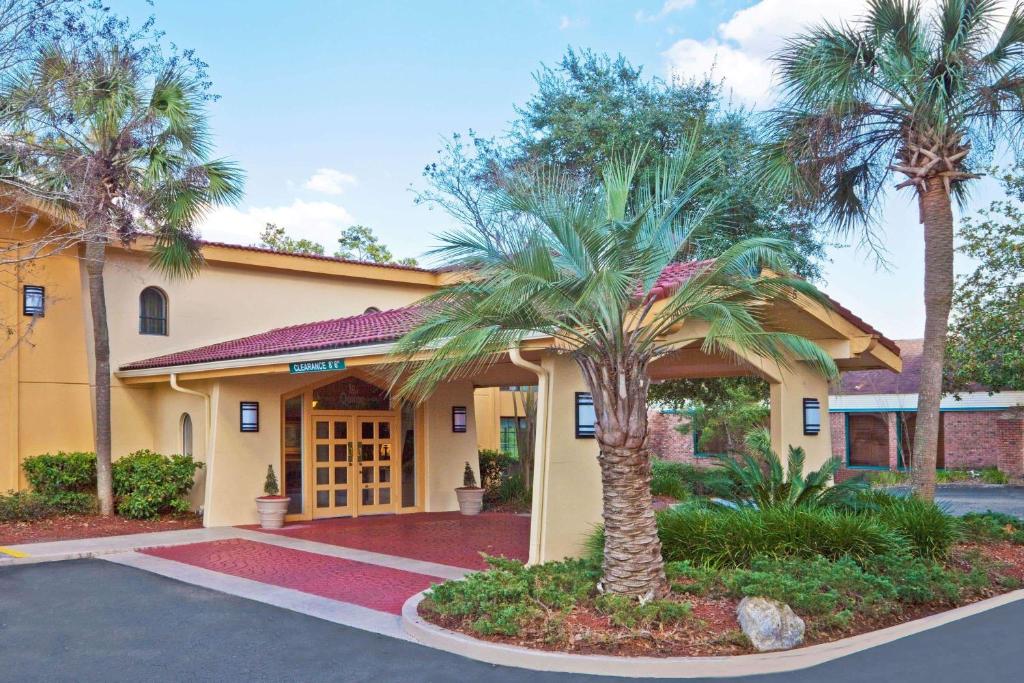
[508, 346, 551, 566]
[169, 373, 213, 527]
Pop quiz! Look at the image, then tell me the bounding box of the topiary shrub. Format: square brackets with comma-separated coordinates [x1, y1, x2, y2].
[0, 490, 56, 522]
[112, 450, 202, 519]
[21, 452, 97, 513]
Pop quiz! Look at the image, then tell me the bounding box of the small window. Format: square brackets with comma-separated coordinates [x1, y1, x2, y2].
[364, 306, 381, 314]
[139, 287, 167, 335]
[23, 285, 45, 317]
[575, 392, 596, 438]
[181, 413, 193, 457]
[846, 412, 889, 468]
[240, 402, 259, 432]
[500, 417, 527, 455]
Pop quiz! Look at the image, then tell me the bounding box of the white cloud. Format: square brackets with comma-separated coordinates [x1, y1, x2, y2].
[636, 0, 696, 23]
[303, 168, 357, 195]
[559, 15, 588, 30]
[662, 0, 870, 105]
[199, 199, 354, 248]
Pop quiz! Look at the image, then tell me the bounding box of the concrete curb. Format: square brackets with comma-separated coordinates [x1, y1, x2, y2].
[401, 588, 1024, 678]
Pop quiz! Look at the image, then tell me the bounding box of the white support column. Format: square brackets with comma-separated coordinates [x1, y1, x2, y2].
[529, 352, 601, 564]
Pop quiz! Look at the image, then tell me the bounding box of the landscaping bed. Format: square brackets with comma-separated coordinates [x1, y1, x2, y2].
[0, 512, 202, 546]
[417, 503, 1024, 658]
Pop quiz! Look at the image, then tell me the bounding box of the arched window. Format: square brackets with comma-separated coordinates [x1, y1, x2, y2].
[139, 287, 167, 335]
[181, 413, 193, 457]
[364, 306, 381, 314]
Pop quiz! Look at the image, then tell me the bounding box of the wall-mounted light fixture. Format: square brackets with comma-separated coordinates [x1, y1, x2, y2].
[575, 392, 596, 439]
[803, 398, 821, 436]
[23, 285, 44, 317]
[451, 406, 467, 433]
[240, 401, 260, 432]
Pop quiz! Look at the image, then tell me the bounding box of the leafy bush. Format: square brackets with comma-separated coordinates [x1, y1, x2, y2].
[112, 450, 202, 519]
[657, 506, 904, 567]
[22, 452, 97, 512]
[961, 511, 1024, 544]
[594, 593, 692, 628]
[0, 490, 55, 522]
[980, 468, 1009, 485]
[424, 557, 599, 636]
[650, 459, 692, 500]
[478, 449, 516, 489]
[871, 495, 961, 559]
[707, 429, 869, 510]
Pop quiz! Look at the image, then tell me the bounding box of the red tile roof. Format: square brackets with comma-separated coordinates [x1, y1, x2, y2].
[120, 306, 424, 370]
[836, 339, 932, 394]
[120, 260, 899, 372]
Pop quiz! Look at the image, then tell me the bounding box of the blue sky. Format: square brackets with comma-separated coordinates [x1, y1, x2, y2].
[107, 0, 1009, 340]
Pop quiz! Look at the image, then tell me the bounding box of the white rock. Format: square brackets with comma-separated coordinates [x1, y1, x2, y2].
[736, 596, 805, 651]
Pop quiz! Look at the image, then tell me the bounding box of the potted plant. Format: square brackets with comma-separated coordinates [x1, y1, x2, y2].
[455, 461, 484, 515]
[255, 464, 290, 529]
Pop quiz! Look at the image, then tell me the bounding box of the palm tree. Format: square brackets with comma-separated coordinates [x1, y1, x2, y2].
[388, 143, 837, 597]
[0, 41, 243, 514]
[762, 0, 1024, 501]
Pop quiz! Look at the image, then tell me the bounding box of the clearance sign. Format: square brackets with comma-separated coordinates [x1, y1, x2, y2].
[288, 358, 346, 374]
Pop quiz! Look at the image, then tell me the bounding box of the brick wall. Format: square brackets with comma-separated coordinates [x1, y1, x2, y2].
[646, 410, 715, 468]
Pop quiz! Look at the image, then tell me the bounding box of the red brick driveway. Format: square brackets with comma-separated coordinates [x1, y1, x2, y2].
[141, 513, 530, 616]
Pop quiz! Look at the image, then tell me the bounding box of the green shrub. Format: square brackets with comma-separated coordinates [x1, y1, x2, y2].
[0, 490, 55, 522]
[112, 450, 202, 519]
[22, 452, 97, 512]
[980, 468, 1009, 485]
[479, 449, 516, 490]
[657, 506, 904, 567]
[868, 470, 909, 487]
[723, 555, 900, 627]
[424, 557, 598, 636]
[961, 511, 1024, 544]
[871, 495, 961, 559]
[935, 469, 973, 484]
[650, 459, 693, 500]
[594, 593, 692, 628]
[707, 429, 869, 510]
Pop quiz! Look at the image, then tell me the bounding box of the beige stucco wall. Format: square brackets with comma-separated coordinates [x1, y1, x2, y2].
[769, 361, 833, 470]
[424, 380, 481, 512]
[531, 352, 602, 564]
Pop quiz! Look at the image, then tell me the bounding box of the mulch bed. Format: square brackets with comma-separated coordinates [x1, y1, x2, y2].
[0, 513, 203, 546]
[420, 540, 1024, 658]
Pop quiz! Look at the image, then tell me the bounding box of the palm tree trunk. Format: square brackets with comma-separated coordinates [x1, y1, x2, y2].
[84, 236, 114, 516]
[911, 180, 955, 502]
[580, 356, 668, 598]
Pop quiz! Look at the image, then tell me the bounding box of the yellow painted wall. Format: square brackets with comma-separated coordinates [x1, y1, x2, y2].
[0, 212, 93, 491]
[424, 380, 481, 512]
[769, 361, 833, 471]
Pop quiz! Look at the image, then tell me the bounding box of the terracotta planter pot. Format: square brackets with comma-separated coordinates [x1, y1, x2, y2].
[255, 496, 290, 529]
[455, 487, 484, 516]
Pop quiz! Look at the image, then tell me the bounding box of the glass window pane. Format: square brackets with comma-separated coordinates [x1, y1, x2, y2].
[334, 421, 347, 439]
[360, 444, 374, 461]
[361, 467, 374, 484]
[361, 421, 374, 439]
[334, 444, 347, 462]
[316, 444, 329, 462]
[898, 413, 946, 469]
[334, 490, 348, 507]
[315, 421, 329, 439]
[284, 396, 303, 514]
[334, 467, 348, 484]
[312, 377, 389, 411]
[316, 467, 329, 485]
[379, 443, 391, 461]
[379, 488, 390, 505]
[379, 466, 391, 483]
[316, 491, 329, 508]
[378, 421, 391, 439]
[361, 488, 374, 505]
[401, 401, 416, 508]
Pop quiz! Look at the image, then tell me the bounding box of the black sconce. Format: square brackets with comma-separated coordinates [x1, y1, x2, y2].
[240, 401, 260, 432]
[575, 392, 596, 438]
[452, 406, 467, 433]
[23, 285, 44, 317]
[803, 398, 821, 435]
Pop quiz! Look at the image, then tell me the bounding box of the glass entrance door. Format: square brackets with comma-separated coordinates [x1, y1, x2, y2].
[355, 415, 396, 515]
[311, 415, 354, 518]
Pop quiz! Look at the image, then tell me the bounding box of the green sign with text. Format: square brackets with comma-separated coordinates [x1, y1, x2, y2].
[289, 358, 346, 374]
